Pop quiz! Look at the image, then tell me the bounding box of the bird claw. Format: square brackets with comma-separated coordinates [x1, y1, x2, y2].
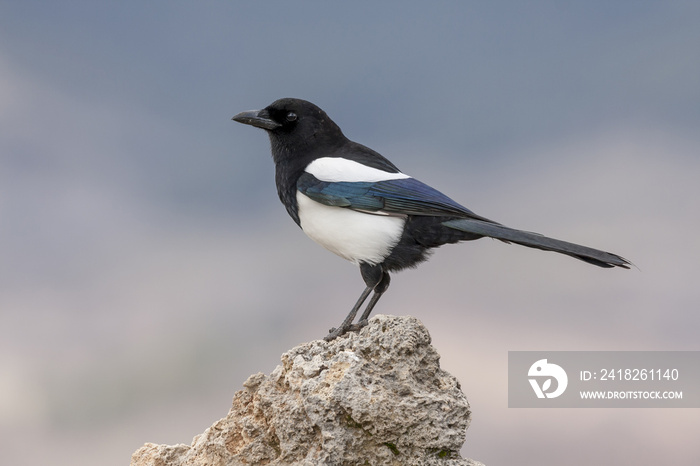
[324, 327, 343, 341]
[324, 320, 369, 341]
[348, 320, 369, 331]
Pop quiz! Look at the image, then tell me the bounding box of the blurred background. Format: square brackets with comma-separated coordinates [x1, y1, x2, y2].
[1, 2, 699, 465]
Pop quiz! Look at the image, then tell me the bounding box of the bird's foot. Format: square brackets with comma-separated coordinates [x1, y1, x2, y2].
[346, 320, 368, 333]
[324, 326, 344, 341]
[324, 320, 369, 341]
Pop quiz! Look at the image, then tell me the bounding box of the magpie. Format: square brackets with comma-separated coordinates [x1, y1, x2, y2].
[232, 98, 630, 340]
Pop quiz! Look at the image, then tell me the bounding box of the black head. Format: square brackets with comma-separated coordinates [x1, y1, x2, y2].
[232, 98, 346, 164]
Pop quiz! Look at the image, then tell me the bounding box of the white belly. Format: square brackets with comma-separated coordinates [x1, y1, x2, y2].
[296, 192, 406, 266]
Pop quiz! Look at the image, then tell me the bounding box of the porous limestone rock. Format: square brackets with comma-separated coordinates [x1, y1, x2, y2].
[131, 314, 484, 466]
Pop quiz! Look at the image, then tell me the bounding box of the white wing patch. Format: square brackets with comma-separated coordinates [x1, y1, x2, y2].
[296, 192, 405, 266]
[304, 157, 410, 182]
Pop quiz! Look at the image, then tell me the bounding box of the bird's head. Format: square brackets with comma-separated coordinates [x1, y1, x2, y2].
[232, 98, 346, 164]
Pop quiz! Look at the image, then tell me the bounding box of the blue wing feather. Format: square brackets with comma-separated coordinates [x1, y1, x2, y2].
[297, 172, 495, 222]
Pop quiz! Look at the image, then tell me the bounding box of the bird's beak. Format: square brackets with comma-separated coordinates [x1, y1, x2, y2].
[231, 109, 281, 130]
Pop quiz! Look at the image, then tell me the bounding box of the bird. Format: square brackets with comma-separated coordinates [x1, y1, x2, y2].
[232, 98, 630, 340]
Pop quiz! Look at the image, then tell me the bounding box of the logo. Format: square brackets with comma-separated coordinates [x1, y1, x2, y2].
[528, 359, 568, 399]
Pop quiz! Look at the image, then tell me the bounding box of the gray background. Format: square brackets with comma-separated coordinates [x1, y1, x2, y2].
[1, 2, 699, 465]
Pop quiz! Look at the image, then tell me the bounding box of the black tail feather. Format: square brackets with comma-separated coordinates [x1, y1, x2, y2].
[442, 218, 631, 269]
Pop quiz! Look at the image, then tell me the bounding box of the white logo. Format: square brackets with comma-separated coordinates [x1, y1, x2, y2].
[528, 359, 568, 399]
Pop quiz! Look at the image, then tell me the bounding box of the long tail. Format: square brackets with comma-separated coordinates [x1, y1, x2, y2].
[442, 218, 631, 269]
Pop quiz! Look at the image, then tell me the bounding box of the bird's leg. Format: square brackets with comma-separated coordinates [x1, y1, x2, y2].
[324, 286, 372, 341]
[356, 271, 390, 325]
[324, 263, 385, 341]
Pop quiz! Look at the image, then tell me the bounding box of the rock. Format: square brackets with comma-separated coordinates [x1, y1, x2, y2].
[130, 314, 484, 466]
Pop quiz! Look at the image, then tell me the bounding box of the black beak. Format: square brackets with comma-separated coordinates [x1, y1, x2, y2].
[231, 109, 281, 130]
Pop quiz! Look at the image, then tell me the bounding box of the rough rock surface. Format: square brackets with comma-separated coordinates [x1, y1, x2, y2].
[131, 314, 484, 466]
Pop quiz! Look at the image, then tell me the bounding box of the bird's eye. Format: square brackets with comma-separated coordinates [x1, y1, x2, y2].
[286, 112, 297, 122]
